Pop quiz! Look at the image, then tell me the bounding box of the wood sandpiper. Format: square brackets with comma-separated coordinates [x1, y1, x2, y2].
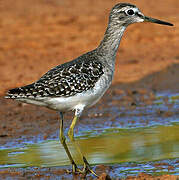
[5, 3, 173, 177]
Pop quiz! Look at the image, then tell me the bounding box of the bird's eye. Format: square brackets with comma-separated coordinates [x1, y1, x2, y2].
[126, 9, 135, 16]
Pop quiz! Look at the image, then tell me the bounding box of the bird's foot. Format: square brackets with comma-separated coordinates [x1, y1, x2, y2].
[66, 162, 80, 174]
[80, 156, 98, 177]
[66, 157, 98, 178]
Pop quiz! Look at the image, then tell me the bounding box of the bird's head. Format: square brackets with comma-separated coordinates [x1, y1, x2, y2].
[110, 3, 173, 27]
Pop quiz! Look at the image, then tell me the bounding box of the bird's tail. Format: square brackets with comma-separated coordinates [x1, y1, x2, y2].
[5, 84, 34, 99]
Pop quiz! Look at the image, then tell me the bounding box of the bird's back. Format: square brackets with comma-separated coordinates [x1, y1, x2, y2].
[5, 49, 105, 101]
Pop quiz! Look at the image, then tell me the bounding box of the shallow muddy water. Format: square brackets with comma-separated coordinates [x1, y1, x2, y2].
[0, 91, 179, 178]
[0, 125, 179, 175]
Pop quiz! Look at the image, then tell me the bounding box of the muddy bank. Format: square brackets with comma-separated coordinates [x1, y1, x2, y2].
[0, 168, 178, 180]
[0, 85, 178, 148]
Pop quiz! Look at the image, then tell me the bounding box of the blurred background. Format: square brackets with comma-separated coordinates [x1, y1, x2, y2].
[0, 0, 178, 94]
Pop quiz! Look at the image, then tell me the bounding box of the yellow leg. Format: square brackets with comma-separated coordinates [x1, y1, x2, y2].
[68, 115, 98, 177]
[68, 116, 84, 160]
[59, 112, 78, 173]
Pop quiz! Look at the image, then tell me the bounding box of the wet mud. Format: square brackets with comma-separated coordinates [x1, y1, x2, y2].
[0, 0, 179, 179]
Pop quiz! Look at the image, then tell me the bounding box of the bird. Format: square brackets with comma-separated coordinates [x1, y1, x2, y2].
[5, 2, 173, 177]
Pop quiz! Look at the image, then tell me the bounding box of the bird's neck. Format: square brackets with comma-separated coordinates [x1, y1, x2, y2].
[97, 23, 126, 62]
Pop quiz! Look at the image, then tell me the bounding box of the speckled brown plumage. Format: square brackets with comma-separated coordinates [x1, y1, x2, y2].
[5, 52, 104, 99]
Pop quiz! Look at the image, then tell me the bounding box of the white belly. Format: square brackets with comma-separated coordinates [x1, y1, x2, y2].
[16, 70, 113, 112]
[43, 72, 113, 112]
